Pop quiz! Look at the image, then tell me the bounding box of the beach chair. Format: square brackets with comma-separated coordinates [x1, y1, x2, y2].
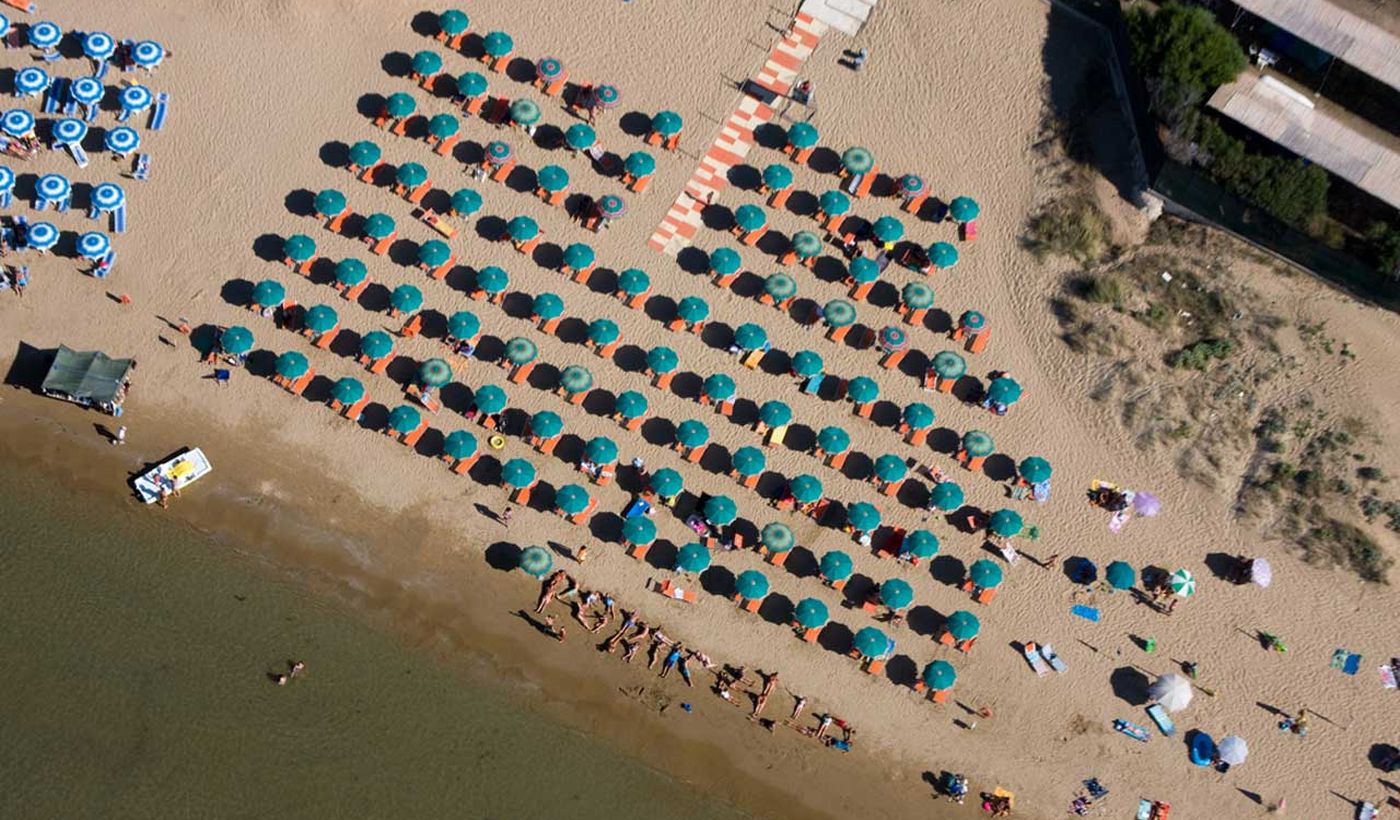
[148, 92, 170, 130]
[628, 540, 651, 561]
[313, 328, 338, 350]
[736, 595, 762, 613]
[400, 419, 428, 448]
[863, 657, 885, 675]
[740, 349, 765, 370]
[489, 158, 515, 183]
[341, 277, 370, 302]
[449, 452, 479, 474]
[288, 369, 315, 396]
[417, 209, 458, 239]
[65, 141, 90, 168]
[975, 587, 996, 604]
[407, 385, 441, 413]
[1022, 643, 1050, 676]
[43, 78, 67, 114]
[1040, 644, 1067, 673]
[92, 250, 116, 278]
[130, 153, 151, 181]
[764, 424, 787, 449]
[567, 496, 598, 525]
[367, 353, 395, 375]
[112, 205, 128, 234]
[1114, 719, 1150, 743]
[962, 220, 979, 242]
[655, 579, 696, 603]
[1145, 703, 1175, 737]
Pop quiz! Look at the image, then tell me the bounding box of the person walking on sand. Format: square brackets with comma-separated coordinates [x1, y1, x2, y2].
[500, 507, 514, 527]
[574, 544, 589, 564]
[535, 570, 566, 614]
[790, 694, 807, 720]
[113, 425, 127, 445]
[543, 615, 566, 642]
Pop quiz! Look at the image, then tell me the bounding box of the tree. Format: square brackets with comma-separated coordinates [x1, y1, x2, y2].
[1127, 3, 1246, 120]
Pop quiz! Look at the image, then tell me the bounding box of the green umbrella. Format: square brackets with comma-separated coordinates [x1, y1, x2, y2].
[822, 299, 856, 328]
[331, 377, 364, 405]
[362, 213, 396, 240]
[587, 318, 620, 346]
[922, 660, 957, 691]
[945, 611, 980, 641]
[903, 402, 935, 430]
[968, 559, 1003, 589]
[988, 509, 1024, 538]
[676, 420, 709, 449]
[438, 9, 470, 35]
[898, 174, 925, 196]
[456, 71, 488, 98]
[879, 578, 914, 609]
[565, 123, 596, 151]
[473, 384, 507, 414]
[451, 187, 482, 216]
[283, 234, 316, 263]
[731, 446, 766, 477]
[482, 31, 514, 58]
[518, 545, 553, 578]
[734, 570, 769, 601]
[733, 204, 766, 232]
[275, 351, 309, 380]
[676, 296, 711, 325]
[298, 304, 336, 335]
[847, 502, 880, 532]
[314, 188, 346, 216]
[762, 163, 793, 190]
[764, 273, 797, 301]
[448, 310, 480, 339]
[486, 141, 513, 164]
[506, 216, 539, 243]
[500, 458, 536, 488]
[793, 597, 829, 629]
[787, 122, 819, 149]
[360, 330, 394, 360]
[874, 454, 908, 483]
[852, 626, 891, 658]
[960, 310, 987, 331]
[789, 474, 823, 504]
[509, 98, 541, 127]
[879, 326, 909, 352]
[646, 345, 678, 375]
[949, 196, 980, 222]
[617, 268, 650, 296]
[650, 468, 684, 498]
[584, 436, 618, 464]
[503, 337, 538, 366]
[817, 426, 850, 454]
[531, 293, 563, 321]
[387, 404, 422, 435]
[559, 366, 593, 394]
[760, 522, 794, 553]
[349, 140, 381, 168]
[841, 146, 874, 175]
[904, 530, 940, 559]
[428, 113, 459, 140]
[389, 284, 423, 314]
[395, 163, 427, 189]
[530, 410, 563, 439]
[651, 110, 683, 136]
[702, 494, 737, 526]
[817, 189, 850, 216]
[335, 258, 367, 287]
[962, 430, 995, 458]
[901, 281, 935, 311]
[411, 50, 442, 76]
[474, 266, 509, 295]
[871, 216, 904, 244]
[848, 256, 881, 284]
[614, 390, 648, 419]
[789, 230, 822, 260]
[986, 377, 1023, 406]
[791, 350, 823, 378]
[928, 481, 965, 511]
[252, 279, 286, 308]
[732, 323, 768, 352]
[442, 429, 478, 461]
[1169, 569, 1195, 597]
[675, 543, 711, 574]
[819, 550, 853, 582]
[623, 151, 655, 177]
[931, 351, 967, 380]
[418, 239, 451, 268]
[758, 400, 792, 428]
[554, 484, 590, 516]
[220, 326, 254, 355]
[1106, 561, 1136, 591]
[847, 376, 879, 405]
[709, 247, 742, 276]
[384, 92, 416, 118]
[562, 243, 595, 271]
[623, 516, 658, 547]
[1018, 457, 1052, 485]
[702, 373, 735, 402]
[929, 242, 959, 269]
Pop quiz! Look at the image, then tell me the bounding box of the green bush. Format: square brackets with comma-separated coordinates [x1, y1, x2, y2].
[1127, 3, 1246, 120]
[1194, 118, 1329, 229]
[1026, 197, 1111, 263]
[1168, 338, 1234, 369]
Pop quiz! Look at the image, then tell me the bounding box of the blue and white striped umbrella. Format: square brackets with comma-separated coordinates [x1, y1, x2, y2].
[36, 173, 70, 202]
[70, 77, 105, 106]
[82, 31, 116, 60]
[104, 127, 140, 155]
[90, 182, 125, 212]
[119, 85, 152, 113]
[0, 14, 10, 40]
[77, 231, 111, 260]
[14, 67, 49, 97]
[1, 109, 35, 137]
[26, 222, 58, 252]
[28, 21, 62, 50]
[51, 118, 88, 145]
[132, 40, 165, 68]
[0, 165, 14, 193]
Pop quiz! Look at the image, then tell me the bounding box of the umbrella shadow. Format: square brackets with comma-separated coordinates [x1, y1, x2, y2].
[929, 555, 966, 587]
[504, 57, 536, 84]
[1110, 666, 1150, 706]
[755, 229, 789, 258]
[380, 51, 412, 78]
[906, 605, 943, 638]
[251, 233, 287, 263]
[806, 147, 840, 174]
[643, 294, 675, 324]
[533, 124, 564, 151]
[243, 350, 277, 378]
[927, 427, 960, 455]
[810, 255, 847, 284]
[220, 278, 255, 308]
[840, 573, 875, 608]
[699, 205, 732, 232]
[785, 190, 819, 218]
[886, 655, 919, 688]
[589, 512, 624, 544]
[896, 480, 928, 510]
[484, 540, 522, 571]
[983, 454, 1016, 482]
[355, 93, 385, 120]
[758, 593, 793, 626]
[408, 11, 439, 37]
[782, 547, 819, 580]
[726, 165, 762, 192]
[669, 372, 701, 401]
[729, 271, 764, 299]
[639, 417, 674, 447]
[318, 140, 350, 169]
[816, 620, 853, 657]
[676, 246, 710, 275]
[532, 242, 565, 271]
[752, 123, 787, 150]
[643, 539, 679, 571]
[618, 111, 651, 138]
[1204, 552, 1238, 581]
[699, 565, 735, 599]
[925, 309, 953, 334]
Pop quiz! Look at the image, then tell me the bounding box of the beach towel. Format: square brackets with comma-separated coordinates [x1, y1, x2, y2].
[1071, 605, 1100, 622]
[1145, 704, 1175, 737]
[1331, 648, 1348, 669]
[1113, 718, 1149, 742]
[1380, 665, 1397, 689]
[1022, 643, 1050, 676]
[1040, 644, 1066, 673]
[1108, 510, 1129, 533]
[1343, 653, 1362, 675]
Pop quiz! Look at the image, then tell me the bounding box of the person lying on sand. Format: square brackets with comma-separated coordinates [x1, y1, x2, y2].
[602, 613, 638, 652]
[752, 671, 779, 716]
[535, 570, 567, 613]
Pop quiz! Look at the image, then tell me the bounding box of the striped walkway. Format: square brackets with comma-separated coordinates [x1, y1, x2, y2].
[648, 13, 828, 256]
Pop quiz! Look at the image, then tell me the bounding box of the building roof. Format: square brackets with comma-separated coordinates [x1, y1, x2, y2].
[1231, 0, 1400, 91]
[1209, 71, 1400, 210]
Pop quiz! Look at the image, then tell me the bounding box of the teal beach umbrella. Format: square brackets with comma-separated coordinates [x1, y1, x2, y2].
[874, 455, 908, 483]
[614, 390, 648, 420]
[922, 660, 957, 691]
[820, 550, 853, 582]
[474, 384, 508, 414]
[734, 570, 769, 601]
[709, 247, 742, 275]
[946, 611, 980, 641]
[442, 430, 478, 461]
[962, 430, 995, 458]
[949, 196, 980, 222]
[388, 405, 422, 435]
[550, 485, 586, 517]
[252, 279, 286, 308]
[650, 468, 684, 498]
[417, 358, 452, 388]
[879, 578, 914, 610]
[789, 474, 823, 504]
[904, 530, 940, 559]
[852, 626, 891, 658]
[500, 458, 537, 488]
[360, 330, 394, 360]
[846, 502, 880, 532]
[903, 403, 935, 430]
[335, 258, 367, 287]
[702, 495, 737, 526]
[758, 400, 792, 428]
[760, 522, 794, 553]
[331, 377, 365, 405]
[702, 373, 735, 402]
[988, 509, 1023, 538]
[584, 436, 618, 464]
[647, 346, 678, 374]
[448, 310, 480, 339]
[731, 446, 765, 477]
[1106, 561, 1136, 590]
[791, 350, 823, 378]
[530, 410, 563, 439]
[275, 351, 309, 380]
[622, 516, 656, 546]
[1019, 457, 1052, 484]
[220, 326, 254, 355]
[928, 482, 965, 511]
[847, 376, 879, 404]
[817, 426, 850, 454]
[531, 293, 563, 321]
[676, 420, 709, 448]
[794, 598, 829, 629]
[841, 146, 874, 175]
[968, 559, 1003, 589]
[518, 546, 553, 578]
[675, 543, 711, 573]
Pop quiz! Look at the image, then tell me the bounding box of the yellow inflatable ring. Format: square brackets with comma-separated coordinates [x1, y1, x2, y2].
[488, 435, 507, 450]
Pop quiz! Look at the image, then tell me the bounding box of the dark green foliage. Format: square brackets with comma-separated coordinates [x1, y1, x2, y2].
[1127, 2, 1246, 121]
[1168, 338, 1233, 369]
[1193, 119, 1330, 229]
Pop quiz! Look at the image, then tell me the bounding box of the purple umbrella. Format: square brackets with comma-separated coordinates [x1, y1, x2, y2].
[1133, 492, 1161, 517]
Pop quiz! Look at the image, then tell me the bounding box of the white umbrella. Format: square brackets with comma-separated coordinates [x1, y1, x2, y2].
[1217, 735, 1248, 765]
[1148, 673, 1193, 712]
[1249, 558, 1272, 588]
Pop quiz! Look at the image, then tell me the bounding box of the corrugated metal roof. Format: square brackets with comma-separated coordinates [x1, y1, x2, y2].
[798, 0, 878, 36]
[1233, 0, 1400, 91]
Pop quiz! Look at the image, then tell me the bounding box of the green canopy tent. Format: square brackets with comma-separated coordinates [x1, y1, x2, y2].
[40, 346, 135, 413]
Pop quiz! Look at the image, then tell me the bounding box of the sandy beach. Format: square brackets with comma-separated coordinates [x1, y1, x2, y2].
[3, 1, 1398, 818]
